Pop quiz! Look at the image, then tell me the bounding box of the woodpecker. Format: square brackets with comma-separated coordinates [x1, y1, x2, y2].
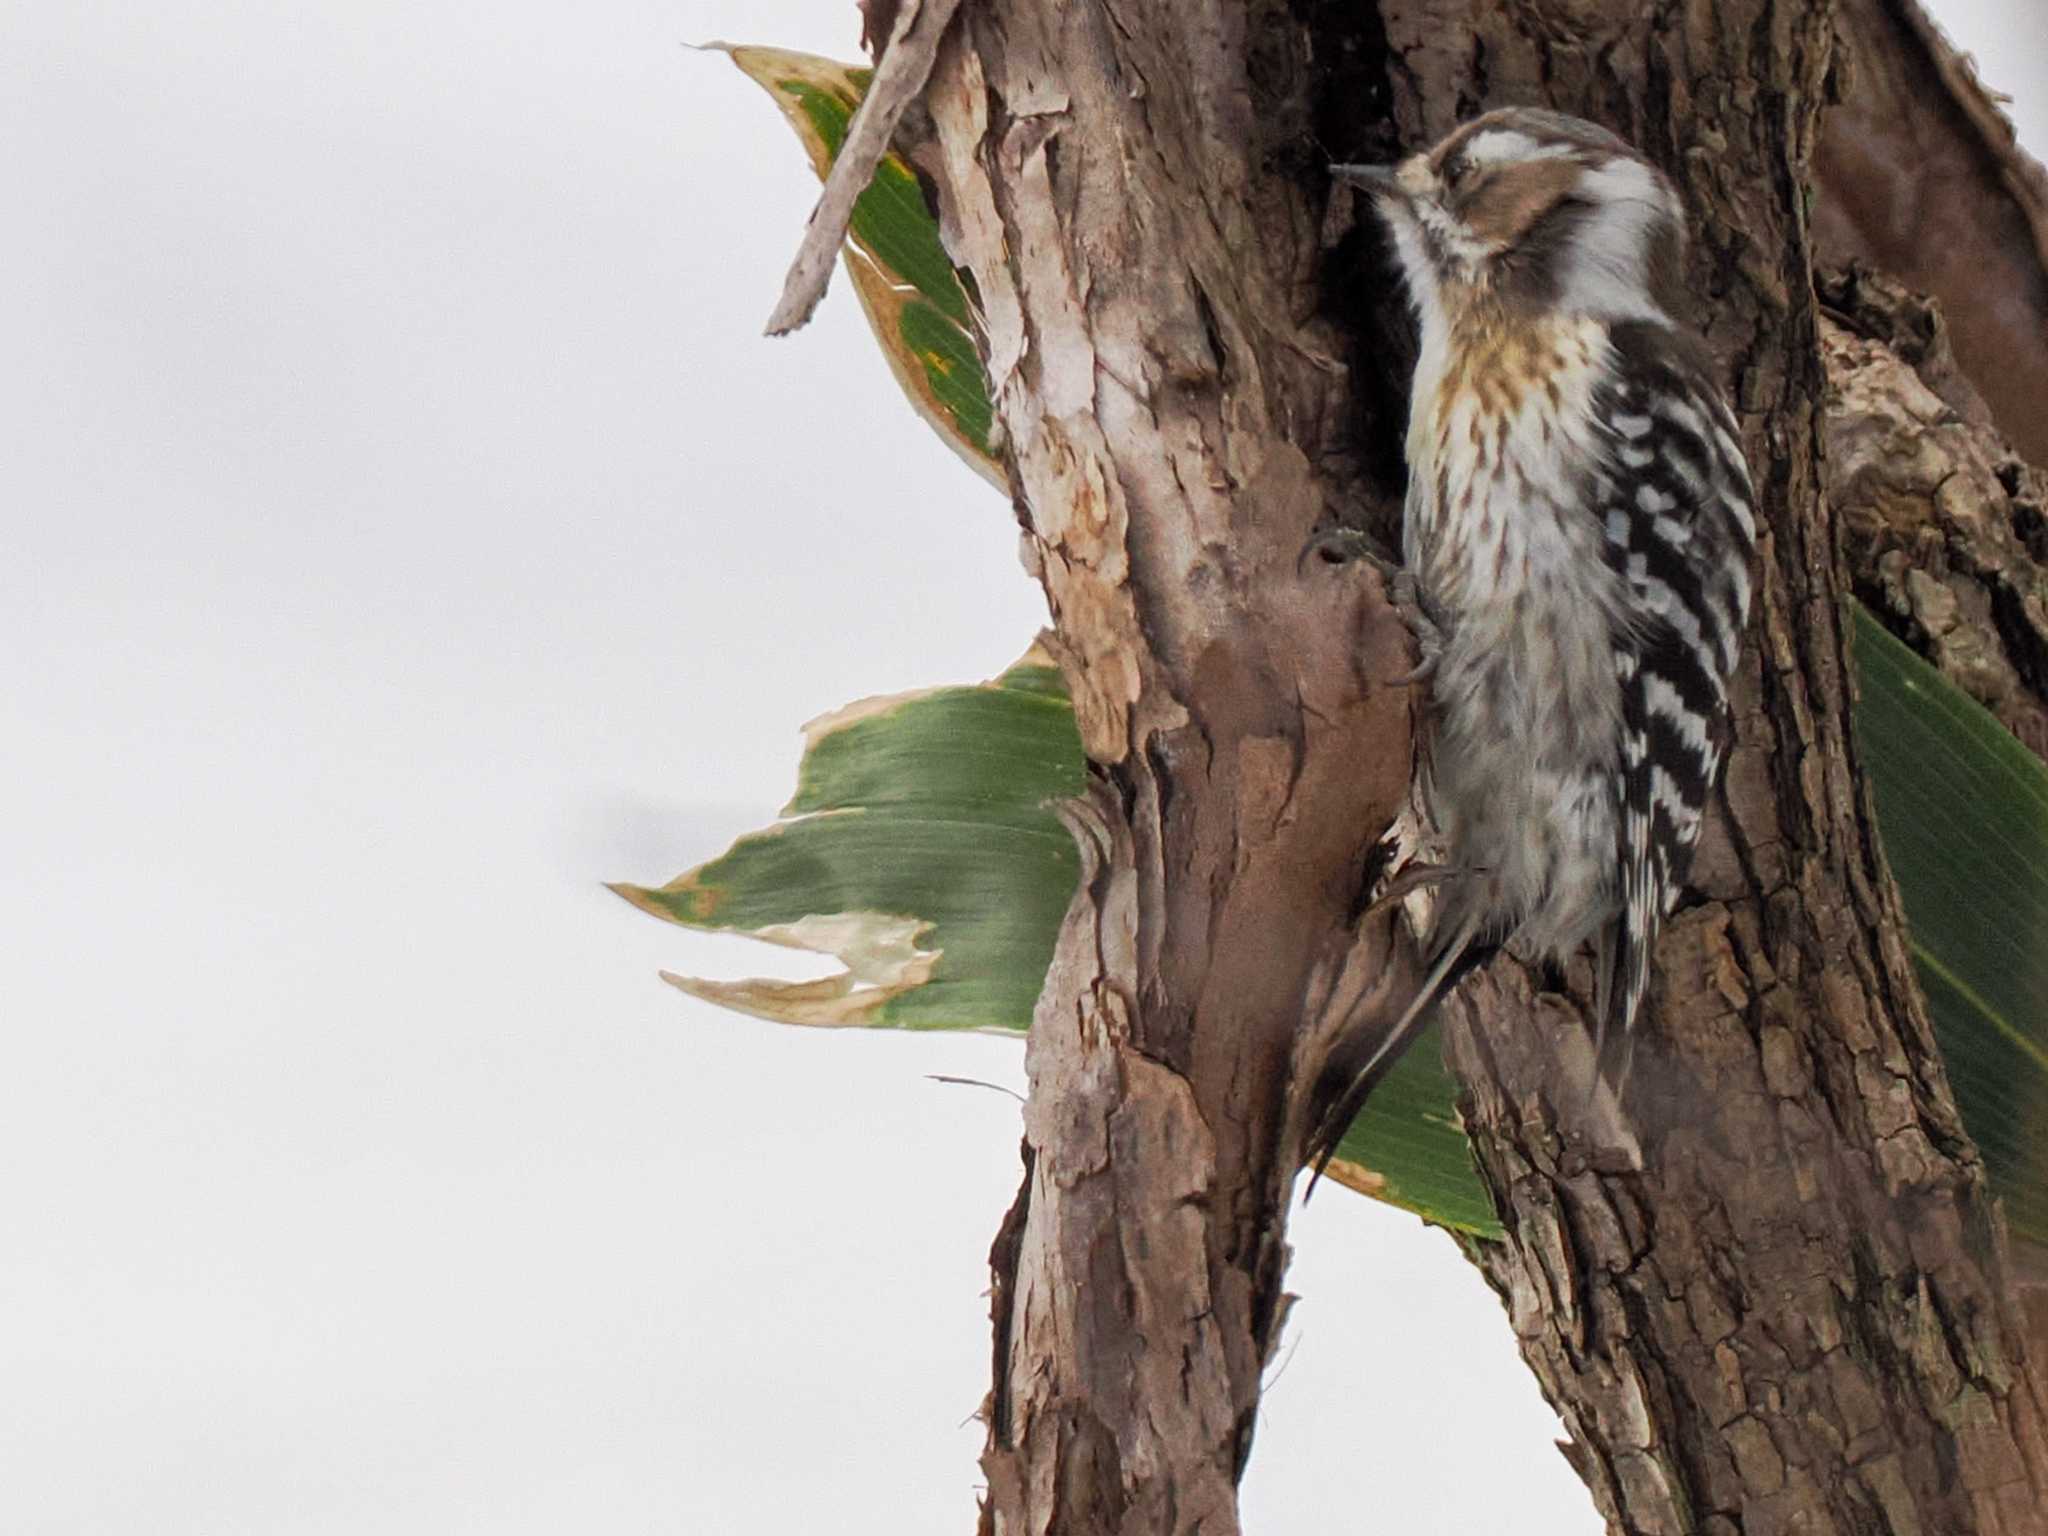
[1307, 108, 1757, 1177]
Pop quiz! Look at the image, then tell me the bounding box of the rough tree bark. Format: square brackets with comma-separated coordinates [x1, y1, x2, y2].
[883, 1, 2048, 1531]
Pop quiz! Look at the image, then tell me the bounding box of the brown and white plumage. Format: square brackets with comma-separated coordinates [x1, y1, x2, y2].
[1307, 109, 1756, 1177]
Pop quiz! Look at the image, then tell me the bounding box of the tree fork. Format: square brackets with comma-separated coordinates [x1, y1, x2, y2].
[899, 1, 2048, 1532]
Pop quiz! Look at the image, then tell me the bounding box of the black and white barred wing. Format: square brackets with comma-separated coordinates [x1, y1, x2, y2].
[1595, 323, 1758, 1066]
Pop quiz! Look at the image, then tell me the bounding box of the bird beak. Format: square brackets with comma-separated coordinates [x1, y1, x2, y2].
[1331, 162, 1404, 200]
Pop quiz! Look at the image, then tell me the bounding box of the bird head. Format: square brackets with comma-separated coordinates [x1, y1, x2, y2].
[1336, 108, 1688, 324]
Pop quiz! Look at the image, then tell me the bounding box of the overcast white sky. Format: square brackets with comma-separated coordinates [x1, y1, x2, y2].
[4, 3, 2041, 1532]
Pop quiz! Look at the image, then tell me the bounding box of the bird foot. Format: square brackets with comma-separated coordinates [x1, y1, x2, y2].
[1361, 861, 1458, 918]
[1299, 528, 1443, 686]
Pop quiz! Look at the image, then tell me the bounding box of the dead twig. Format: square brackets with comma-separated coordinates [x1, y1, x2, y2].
[762, 0, 966, 337]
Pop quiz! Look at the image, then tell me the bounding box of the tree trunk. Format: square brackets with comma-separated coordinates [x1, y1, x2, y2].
[898, 1, 2048, 1531]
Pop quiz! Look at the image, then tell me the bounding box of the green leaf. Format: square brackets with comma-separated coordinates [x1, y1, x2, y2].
[721, 45, 1002, 490]
[1851, 605, 2048, 1245]
[612, 650, 1082, 1031]
[617, 643, 1503, 1233]
[626, 606, 2048, 1246]
[1320, 1020, 1499, 1233]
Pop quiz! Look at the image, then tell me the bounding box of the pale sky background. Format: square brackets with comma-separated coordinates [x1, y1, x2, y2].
[3, 3, 2041, 1532]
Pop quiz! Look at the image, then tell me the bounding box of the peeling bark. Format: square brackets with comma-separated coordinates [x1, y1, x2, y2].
[1816, 0, 2048, 467]
[913, 10, 1416, 1531]
[882, 1, 2048, 1532]
[1821, 267, 2048, 759]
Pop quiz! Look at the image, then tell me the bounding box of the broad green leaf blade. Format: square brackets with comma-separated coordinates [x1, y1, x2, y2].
[1851, 605, 2048, 1245]
[1323, 1021, 1499, 1234]
[721, 45, 1003, 490]
[613, 650, 1082, 1031]
[618, 646, 1504, 1234]
[623, 606, 2048, 1243]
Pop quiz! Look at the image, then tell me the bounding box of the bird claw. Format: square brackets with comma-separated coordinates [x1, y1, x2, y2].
[1383, 648, 1439, 688]
[1361, 861, 1458, 918]
[1300, 527, 1445, 686]
[1380, 575, 1445, 684]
